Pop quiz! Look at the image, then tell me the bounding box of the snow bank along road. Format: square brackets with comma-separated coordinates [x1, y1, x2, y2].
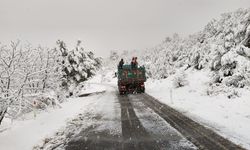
[64, 89, 244, 150]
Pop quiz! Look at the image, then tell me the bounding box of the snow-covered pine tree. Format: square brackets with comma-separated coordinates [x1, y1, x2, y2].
[55, 40, 102, 96]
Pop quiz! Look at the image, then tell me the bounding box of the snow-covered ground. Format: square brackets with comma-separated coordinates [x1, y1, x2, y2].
[0, 81, 112, 150]
[34, 84, 121, 150]
[1, 66, 250, 149]
[91, 67, 250, 149]
[146, 68, 250, 149]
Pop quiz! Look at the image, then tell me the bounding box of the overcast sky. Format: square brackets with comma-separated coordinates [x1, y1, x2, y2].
[0, 0, 250, 57]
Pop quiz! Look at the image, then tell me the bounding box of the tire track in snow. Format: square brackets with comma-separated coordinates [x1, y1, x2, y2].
[140, 93, 245, 150]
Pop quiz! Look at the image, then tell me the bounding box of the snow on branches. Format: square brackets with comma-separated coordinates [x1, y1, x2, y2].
[55, 40, 102, 95]
[110, 8, 250, 89]
[0, 40, 102, 124]
[0, 41, 61, 123]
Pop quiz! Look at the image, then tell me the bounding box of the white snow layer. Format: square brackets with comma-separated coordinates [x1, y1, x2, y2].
[146, 68, 250, 149]
[1, 67, 250, 149]
[0, 82, 112, 150]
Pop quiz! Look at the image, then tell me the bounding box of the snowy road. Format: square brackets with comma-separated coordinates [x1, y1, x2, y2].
[65, 89, 196, 150]
[35, 85, 245, 150]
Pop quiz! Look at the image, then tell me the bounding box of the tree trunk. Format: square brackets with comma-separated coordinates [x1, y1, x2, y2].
[243, 36, 250, 48]
[243, 25, 250, 48]
[0, 108, 7, 125]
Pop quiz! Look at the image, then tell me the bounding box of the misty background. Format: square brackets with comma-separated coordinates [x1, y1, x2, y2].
[0, 0, 250, 57]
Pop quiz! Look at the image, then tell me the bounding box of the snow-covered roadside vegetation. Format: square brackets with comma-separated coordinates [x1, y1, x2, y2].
[110, 8, 250, 90]
[108, 8, 250, 100]
[0, 40, 101, 126]
[0, 88, 106, 150]
[107, 8, 250, 148]
[0, 72, 111, 150]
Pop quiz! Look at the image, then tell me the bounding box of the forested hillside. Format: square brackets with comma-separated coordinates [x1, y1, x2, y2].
[110, 8, 250, 88]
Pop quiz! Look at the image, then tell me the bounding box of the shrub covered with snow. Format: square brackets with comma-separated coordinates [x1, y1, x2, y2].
[0, 40, 102, 124]
[173, 71, 189, 88]
[56, 40, 102, 95]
